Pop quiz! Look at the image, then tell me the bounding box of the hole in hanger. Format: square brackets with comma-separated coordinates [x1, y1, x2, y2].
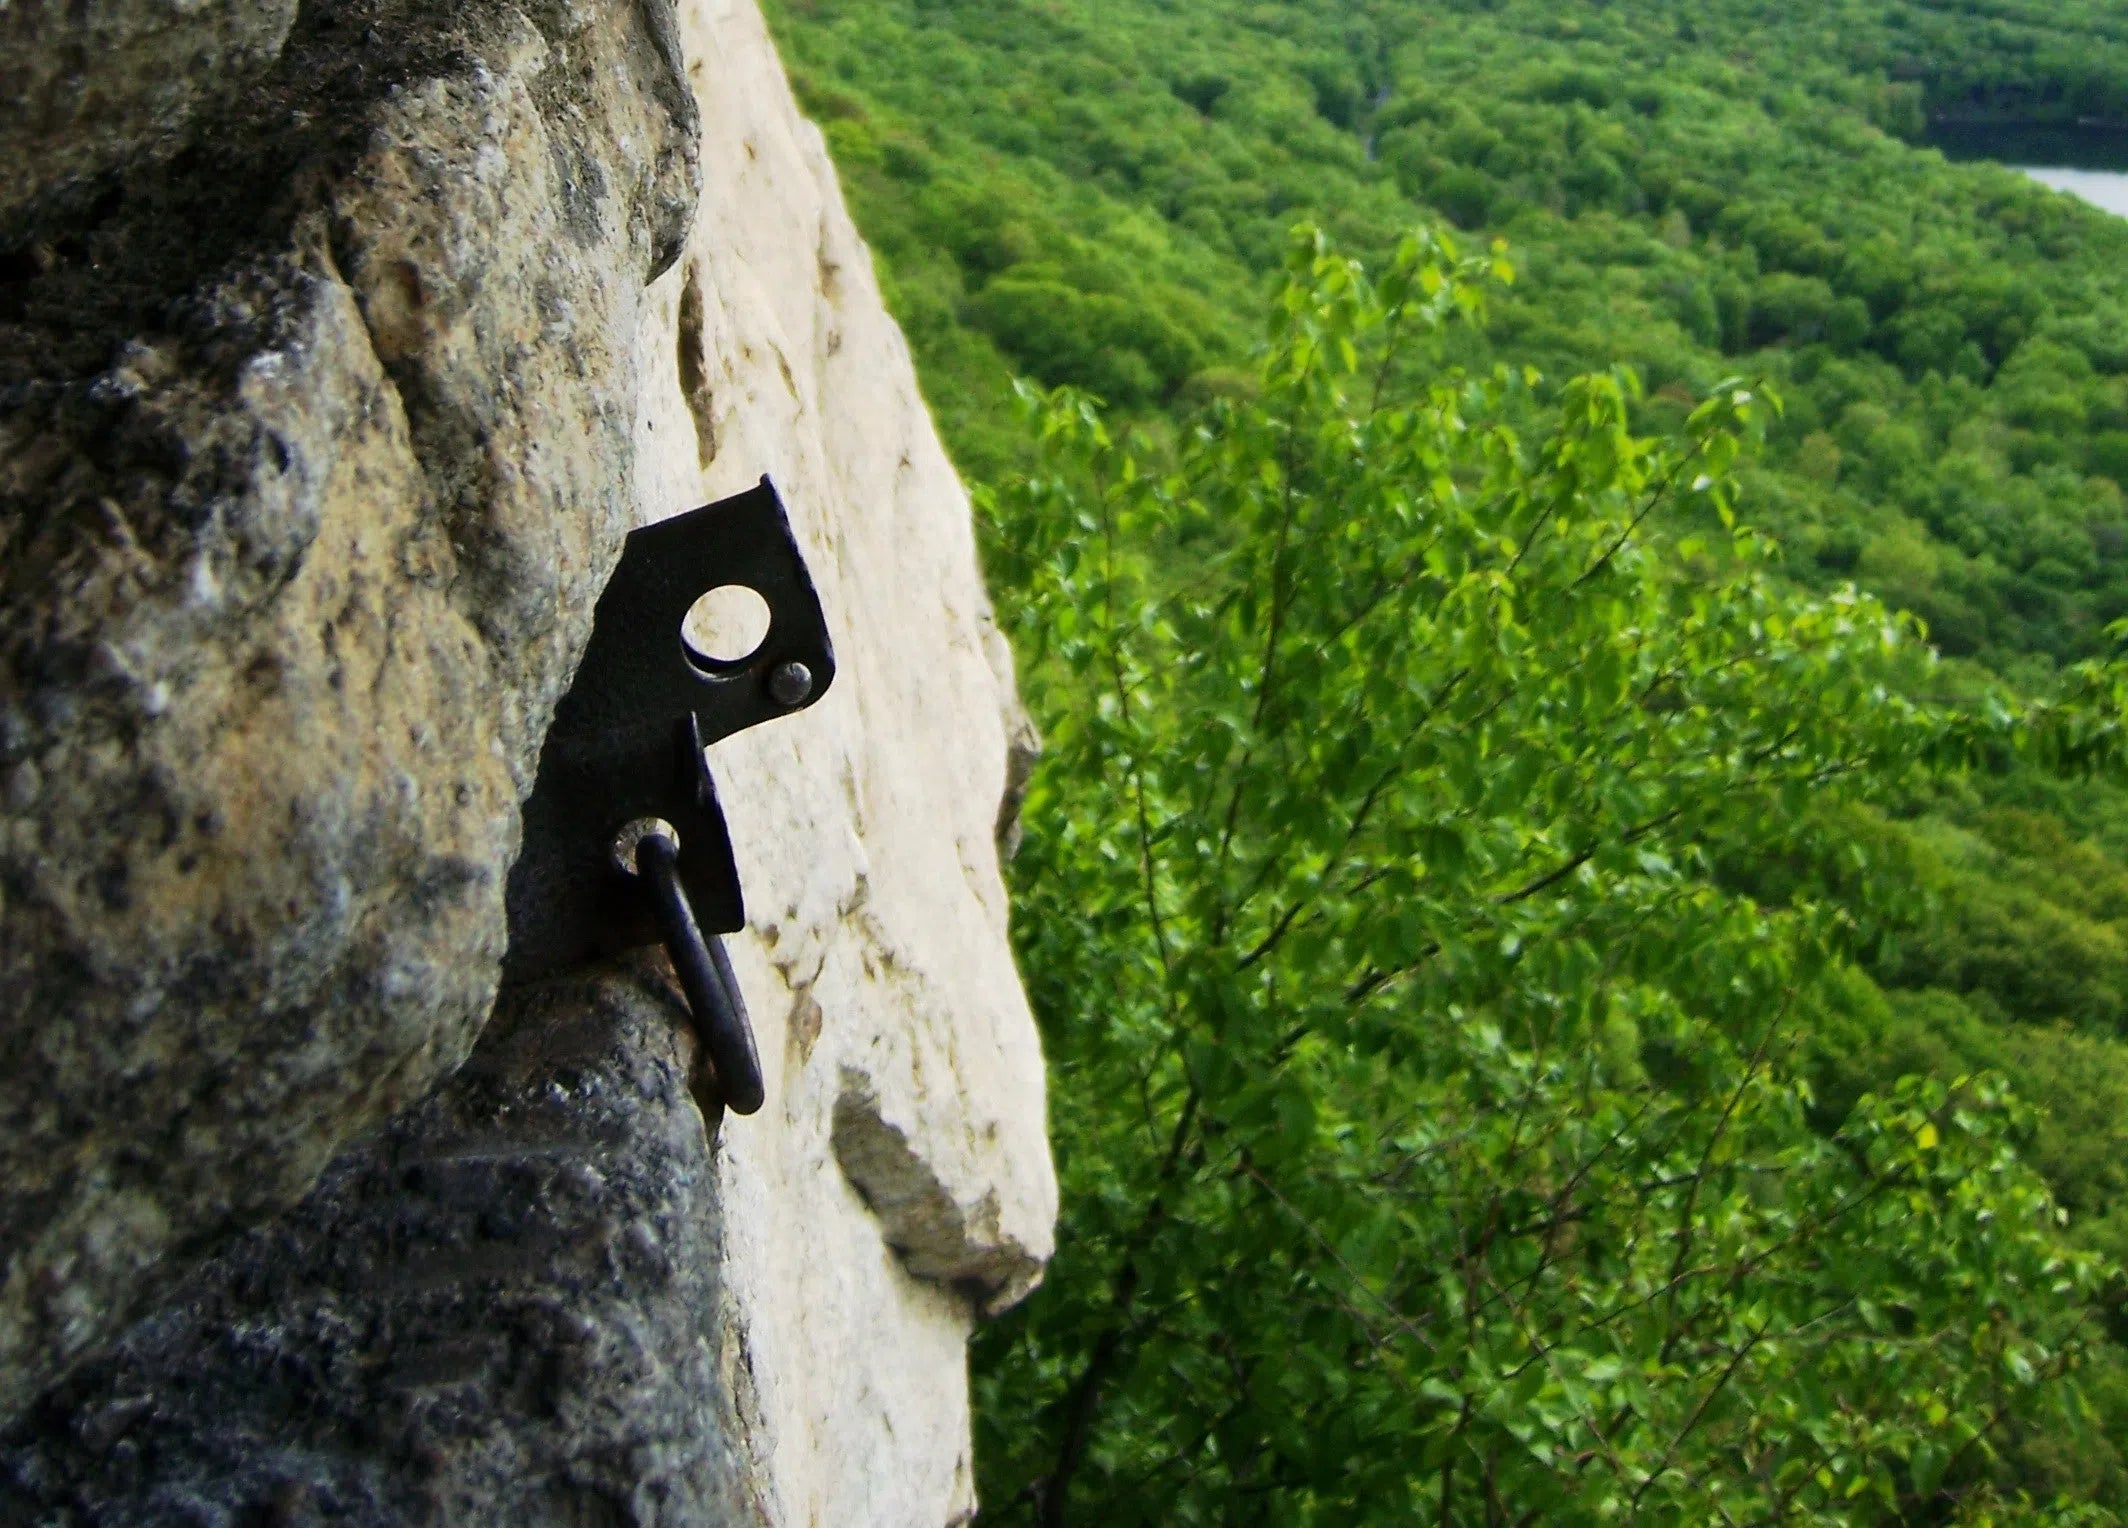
[682, 584, 772, 672]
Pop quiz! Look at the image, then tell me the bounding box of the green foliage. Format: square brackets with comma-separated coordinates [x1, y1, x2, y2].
[971, 274, 1201, 408]
[973, 231, 2111, 1524]
[763, 0, 2128, 1512]
[770, 0, 2128, 670]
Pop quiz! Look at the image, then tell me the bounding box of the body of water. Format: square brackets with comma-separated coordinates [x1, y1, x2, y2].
[2021, 166, 2128, 218]
[1928, 120, 2128, 218]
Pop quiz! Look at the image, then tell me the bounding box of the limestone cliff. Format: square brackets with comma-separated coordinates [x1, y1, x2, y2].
[0, 0, 1055, 1520]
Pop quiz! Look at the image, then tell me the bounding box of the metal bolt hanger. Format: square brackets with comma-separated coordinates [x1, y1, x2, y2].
[502, 477, 836, 1116]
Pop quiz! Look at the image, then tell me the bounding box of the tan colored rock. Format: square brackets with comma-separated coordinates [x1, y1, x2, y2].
[0, 0, 698, 1422]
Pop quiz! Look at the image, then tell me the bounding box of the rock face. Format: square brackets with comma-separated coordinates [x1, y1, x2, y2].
[0, 0, 699, 1426]
[0, 0, 1055, 1520]
[4, 968, 772, 1526]
[0, 0, 302, 227]
[627, 1, 1060, 1517]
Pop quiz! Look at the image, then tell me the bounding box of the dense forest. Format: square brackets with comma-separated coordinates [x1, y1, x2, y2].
[763, 0, 2128, 1518]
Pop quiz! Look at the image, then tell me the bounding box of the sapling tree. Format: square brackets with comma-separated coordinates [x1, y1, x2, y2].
[974, 226, 2112, 1525]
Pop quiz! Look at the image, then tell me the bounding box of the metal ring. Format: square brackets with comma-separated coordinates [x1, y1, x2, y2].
[634, 830, 766, 1116]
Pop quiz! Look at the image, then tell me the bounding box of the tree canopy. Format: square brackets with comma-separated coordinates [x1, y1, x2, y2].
[976, 230, 2115, 1523]
[762, 0, 2128, 1514]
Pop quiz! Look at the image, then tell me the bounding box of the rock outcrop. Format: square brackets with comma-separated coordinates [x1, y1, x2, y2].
[0, 0, 1055, 1519]
[4, 967, 772, 1525]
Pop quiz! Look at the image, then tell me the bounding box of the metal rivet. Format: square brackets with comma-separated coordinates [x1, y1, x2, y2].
[769, 661, 814, 708]
[611, 817, 678, 878]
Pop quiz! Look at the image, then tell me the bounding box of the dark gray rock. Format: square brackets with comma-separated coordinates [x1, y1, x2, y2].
[0, 0, 301, 228]
[0, 0, 699, 1421]
[0, 964, 771, 1526]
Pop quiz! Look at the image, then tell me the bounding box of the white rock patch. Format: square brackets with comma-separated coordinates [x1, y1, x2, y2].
[631, 2, 1059, 1519]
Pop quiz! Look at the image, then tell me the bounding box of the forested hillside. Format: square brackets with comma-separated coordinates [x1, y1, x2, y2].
[764, 0, 2128, 1516]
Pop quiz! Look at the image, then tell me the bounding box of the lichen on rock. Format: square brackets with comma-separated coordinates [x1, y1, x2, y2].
[0, 0, 698, 1428]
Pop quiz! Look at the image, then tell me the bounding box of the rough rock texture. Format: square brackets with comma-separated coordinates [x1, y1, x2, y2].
[0, 0, 698, 1423]
[2, 967, 770, 1526]
[0, 0, 301, 227]
[1, 0, 1055, 1520]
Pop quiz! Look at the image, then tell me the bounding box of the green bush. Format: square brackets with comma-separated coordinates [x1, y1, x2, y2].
[975, 228, 2111, 1524]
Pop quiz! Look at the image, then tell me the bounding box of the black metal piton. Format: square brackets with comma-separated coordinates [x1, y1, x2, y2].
[502, 477, 835, 1117]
